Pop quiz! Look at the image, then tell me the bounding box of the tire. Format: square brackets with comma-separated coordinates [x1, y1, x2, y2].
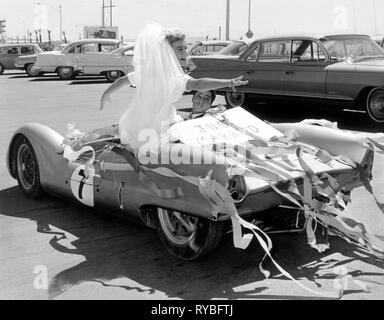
[14, 135, 44, 199]
[57, 66, 76, 80]
[366, 88, 384, 123]
[25, 63, 41, 77]
[225, 91, 246, 108]
[0, 63, 5, 75]
[156, 208, 224, 260]
[105, 70, 123, 82]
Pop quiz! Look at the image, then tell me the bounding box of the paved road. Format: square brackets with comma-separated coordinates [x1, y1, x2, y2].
[1, 71, 384, 300]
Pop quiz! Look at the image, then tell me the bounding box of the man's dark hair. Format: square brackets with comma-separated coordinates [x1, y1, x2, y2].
[192, 90, 216, 104]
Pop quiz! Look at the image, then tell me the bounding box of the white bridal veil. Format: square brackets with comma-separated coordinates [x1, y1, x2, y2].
[119, 22, 191, 150]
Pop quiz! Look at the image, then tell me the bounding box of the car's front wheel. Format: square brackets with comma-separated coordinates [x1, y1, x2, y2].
[366, 88, 384, 123]
[155, 208, 224, 260]
[225, 91, 247, 108]
[25, 63, 41, 77]
[0, 63, 5, 75]
[57, 66, 76, 80]
[14, 135, 44, 198]
[105, 70, 123, 82]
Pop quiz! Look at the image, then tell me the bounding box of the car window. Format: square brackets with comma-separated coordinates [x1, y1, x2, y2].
[6, 47, 19, 55]
[99, 44, 116, 53]
[321, 37, 384, 60]
[291, 40, 327, 63]
[257, 41, 291, 63]
[205, 45, 227, 53]
[246, 44, 260, 61]
[21, 46, 34, 54]
[218, 42, 247, 56]
[80, 43, 98, 53]
[191, 44, 204, 56]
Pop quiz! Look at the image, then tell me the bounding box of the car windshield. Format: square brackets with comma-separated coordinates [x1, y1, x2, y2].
[217, 41, 248, 56]
[321, 37, 384, 61]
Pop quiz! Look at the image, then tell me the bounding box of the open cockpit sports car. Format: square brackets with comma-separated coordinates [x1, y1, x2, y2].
[6, 107, 384, 267]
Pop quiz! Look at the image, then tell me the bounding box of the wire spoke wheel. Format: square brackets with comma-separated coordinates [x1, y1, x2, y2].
[156, 208, 223, 260]
[14, 136, 43, 198]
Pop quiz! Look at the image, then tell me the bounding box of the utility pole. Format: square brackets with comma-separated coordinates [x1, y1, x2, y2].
[246, 0, 254, 38]
[102, 0, 115, 27]
[225, 0, 230, 40]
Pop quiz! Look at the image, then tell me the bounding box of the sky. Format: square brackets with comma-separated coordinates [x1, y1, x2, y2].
[1, 0, 384, 42]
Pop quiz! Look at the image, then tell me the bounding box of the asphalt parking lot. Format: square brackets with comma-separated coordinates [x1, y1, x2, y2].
[0, 70, 384, 300]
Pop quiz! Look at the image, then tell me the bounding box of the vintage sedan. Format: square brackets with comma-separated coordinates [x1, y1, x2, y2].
[0, 43, 43, 75]
[6, 107, 381, 261]
[190, 34, 384, 123]
[189, 40, 233, 56]
[33, 39, 132, 81]
[15, 43, 71, 77]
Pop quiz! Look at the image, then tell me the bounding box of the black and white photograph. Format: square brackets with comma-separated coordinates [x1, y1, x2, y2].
[1, 0, 384, 308]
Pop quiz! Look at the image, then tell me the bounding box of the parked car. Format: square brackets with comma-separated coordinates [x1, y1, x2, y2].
[372, 35, 384, 48]
[188, 40, 233, 56]
[15, 43, 71, 77]
[6, 107, 375, 260]
[215, 40, 249, 56]
[33, 39, 129, 81]
[0, 43, 43, 75]
[190, 34, 384, 123]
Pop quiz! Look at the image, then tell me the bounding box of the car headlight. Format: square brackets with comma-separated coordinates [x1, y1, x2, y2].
[227, 175, 247, 204]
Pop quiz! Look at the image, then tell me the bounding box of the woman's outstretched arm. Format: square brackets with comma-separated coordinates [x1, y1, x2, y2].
[186, 75, 248, 92]
[100, 75, 131, 110]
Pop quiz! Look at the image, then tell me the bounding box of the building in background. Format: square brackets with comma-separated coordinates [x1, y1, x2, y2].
[83, 25, 118, 39]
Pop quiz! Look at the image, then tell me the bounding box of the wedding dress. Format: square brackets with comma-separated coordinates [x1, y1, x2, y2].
[119, 23, 191, 151]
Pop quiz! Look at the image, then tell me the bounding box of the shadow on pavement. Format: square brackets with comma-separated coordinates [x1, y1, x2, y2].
[69, 80, 109, 85]
[244, 101, 384, 134]
[1, 186, 383, 300]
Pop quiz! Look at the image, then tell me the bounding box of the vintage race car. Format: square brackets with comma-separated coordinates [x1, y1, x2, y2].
[33, 39, 133, 81]
[6, 107, 383, 262]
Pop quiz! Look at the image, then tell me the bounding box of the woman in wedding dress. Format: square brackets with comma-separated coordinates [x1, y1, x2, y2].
[100, 23, 248, 150]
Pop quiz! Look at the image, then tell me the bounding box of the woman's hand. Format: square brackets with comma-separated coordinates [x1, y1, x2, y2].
[228, 76, 248, 92]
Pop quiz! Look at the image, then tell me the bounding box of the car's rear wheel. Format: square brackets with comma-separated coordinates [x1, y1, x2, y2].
[25, 63, 41, 77]
[155, 208, 224, 260]
[57, 66, 76, 80]
[105, 70, 123, 82]
[225, 91, 246, 108]
[0, 63, 5, 75]
[14, 135, 44, 198]
[366, 88, 384, 123]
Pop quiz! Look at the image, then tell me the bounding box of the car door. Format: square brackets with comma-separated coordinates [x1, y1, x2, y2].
[3, 46, 20, 68]
[240, 40, 289, 95]
[283, 40, 329, 98]
[75, 43, 100, 74]
[77, 42, 118, 74]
